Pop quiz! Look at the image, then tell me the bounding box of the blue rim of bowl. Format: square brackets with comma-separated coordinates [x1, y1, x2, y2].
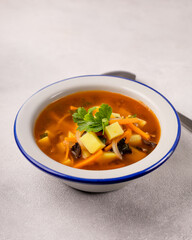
[14, 75, 181, 185]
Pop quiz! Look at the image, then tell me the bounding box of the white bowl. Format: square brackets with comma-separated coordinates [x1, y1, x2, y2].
[14, 75, 181, 192]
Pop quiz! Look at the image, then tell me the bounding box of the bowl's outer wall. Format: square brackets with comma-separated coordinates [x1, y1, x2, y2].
[14, 75, 181, 191]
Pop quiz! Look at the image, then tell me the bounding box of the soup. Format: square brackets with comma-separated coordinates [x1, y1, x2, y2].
[34, 91, 161, 170]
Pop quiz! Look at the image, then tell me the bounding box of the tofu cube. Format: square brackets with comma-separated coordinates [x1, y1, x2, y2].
[137, 118, 147, 127]
[111, 112, 121, 118]
[44, 130, 53, 138]
[81, 149, 91, 159]
[128, 147, 147, 162]
[80, 132, 105, 154]
[38, 136, 51, 147]
[63, 159, 73, 166]
[97, 152, 118, 164]
[105, 122, 124, 140]
[68, 131, 75, 138]
[129, 134, 142, 146]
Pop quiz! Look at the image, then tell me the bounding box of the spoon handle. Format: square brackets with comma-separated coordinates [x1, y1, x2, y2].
[102, 71, 192, 133]
[176, 112, 192, 132]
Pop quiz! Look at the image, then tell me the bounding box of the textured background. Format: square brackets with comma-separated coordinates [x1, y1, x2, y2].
[0, 0, 192, 239]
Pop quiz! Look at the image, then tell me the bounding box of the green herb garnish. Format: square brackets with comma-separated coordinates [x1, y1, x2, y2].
[128, 114, 137, 118]
[72, 104, 112, 134]
[40, 132, 48, 139]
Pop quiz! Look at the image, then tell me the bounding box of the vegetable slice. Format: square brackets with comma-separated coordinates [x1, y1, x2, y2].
[109, 118, 139, 125]
[75, 131, 85, 149]
[74, 150, 103, 169]
[70, 106, 78, 111]
[124, 128, 132, 143]
[128, 123, 150, 140]
[112, 140, 122, 159]
[104, 143, 113, 152]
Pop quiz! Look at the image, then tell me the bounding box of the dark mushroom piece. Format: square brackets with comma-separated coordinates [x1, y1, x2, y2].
[98, 135, 107, 144]
[117, 138, 132, 155]
[143, 139, 157, 148]
[71, 142, 81, 159]
[136, 146, 148, 153]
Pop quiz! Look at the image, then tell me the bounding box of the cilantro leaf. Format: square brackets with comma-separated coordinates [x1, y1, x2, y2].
[72, 104, 112, 134]
[72, 107, 87, 122]
[94, 104, 112, 121]
[101, 118, 109, 134]
[94, 104, 112, 133]
[88, 107, 97, 114]
[72, 107, 88, 131]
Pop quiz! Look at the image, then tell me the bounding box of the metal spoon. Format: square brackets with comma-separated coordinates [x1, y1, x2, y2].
[102, 71, 192, 132]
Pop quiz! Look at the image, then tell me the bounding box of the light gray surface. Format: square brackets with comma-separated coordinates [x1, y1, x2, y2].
[0, 1, 192, 239]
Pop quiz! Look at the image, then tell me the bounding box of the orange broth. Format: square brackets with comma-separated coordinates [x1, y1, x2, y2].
[34, 91, 161, 170]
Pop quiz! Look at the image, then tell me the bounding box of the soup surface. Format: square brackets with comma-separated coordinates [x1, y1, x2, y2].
[34, 91, 161, 170]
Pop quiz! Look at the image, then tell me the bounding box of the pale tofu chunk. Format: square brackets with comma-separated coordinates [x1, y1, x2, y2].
[129, 134, 142, 146]
[63, 159, 73, 166]
[111, 112, 121, 118]
[105, 122, 124, 140]
[44, 130, 52, 137]
[41, 130, 54, 139]
[81, 149, 91, 159]
[38, 136, 51, 147]
[80, 132, 105, 154]
[137, 118, 147, 127]
[97, 152, 118, 164]
[68, 131, 75, 138]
